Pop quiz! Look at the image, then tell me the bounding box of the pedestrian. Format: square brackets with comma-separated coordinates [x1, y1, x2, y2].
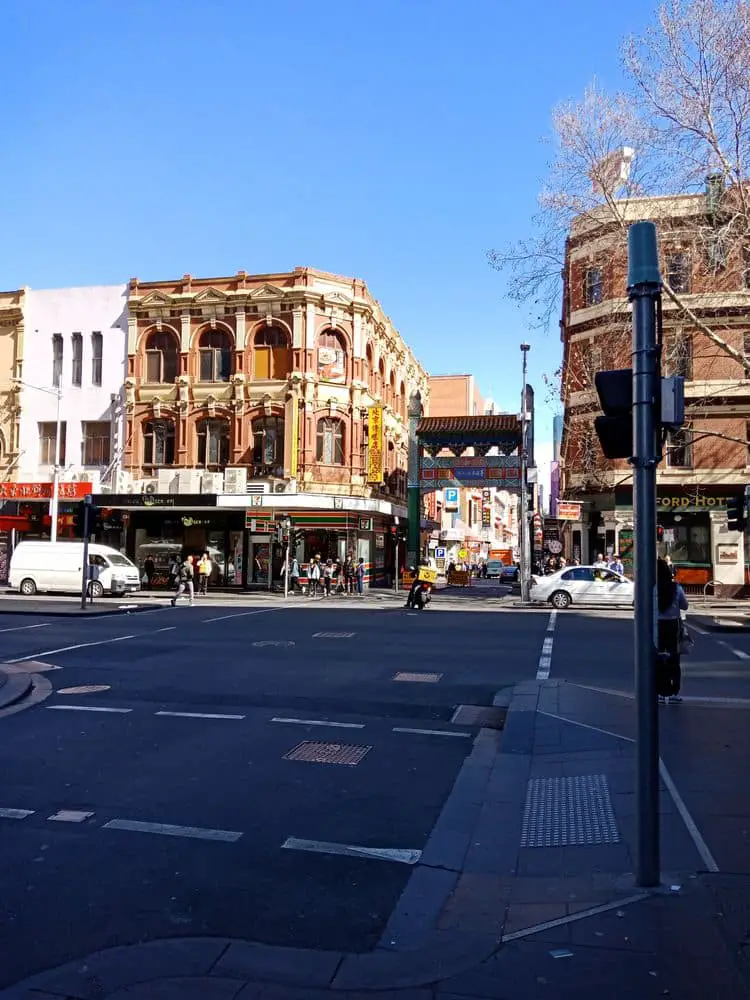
[197, 551, 212, 595]
[656, 556, 689, 703]
[356, 557, 366, 596]
[308, 556, 321, 597]
[171, 555, 195, 606]
[289, 555, 300, 593]
[323, 558, 334, 597]
[608, 553, 624, 575]
[343, 552, 354, 594]
[592, 553, 607, 568]
[144, 556, 155, 591]
[168, 555, 180, 590]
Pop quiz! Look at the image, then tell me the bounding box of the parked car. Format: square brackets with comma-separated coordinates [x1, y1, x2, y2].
[500, 563, 519, 582]
[486, 559, 519, 581]
[9, 541, 141, 598]
[529, 565, 634, 609]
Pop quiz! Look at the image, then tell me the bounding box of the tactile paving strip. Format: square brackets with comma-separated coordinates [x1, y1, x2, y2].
[283, 741, 372, 765]
[520, 774, 620, 847]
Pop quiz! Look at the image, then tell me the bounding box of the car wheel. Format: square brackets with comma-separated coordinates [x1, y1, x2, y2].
[88, 580, 104, 599]
[550, 590, 571, 610]
[19, 578, 37, 596]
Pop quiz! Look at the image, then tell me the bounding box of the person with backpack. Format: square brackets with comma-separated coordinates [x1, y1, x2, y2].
[657, 556, 689, 703]
[171, 555, 195, 607]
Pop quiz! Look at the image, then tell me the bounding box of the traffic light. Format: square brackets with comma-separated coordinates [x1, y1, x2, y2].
[73, 502, 100, 538]
[594, 370, 686, 460]
[73, 502, 86, 538]
[594, 370, 633, 459]
[726, 496, 747, 532]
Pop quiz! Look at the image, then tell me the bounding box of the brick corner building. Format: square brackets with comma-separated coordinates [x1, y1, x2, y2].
[560, 184, 750, 594]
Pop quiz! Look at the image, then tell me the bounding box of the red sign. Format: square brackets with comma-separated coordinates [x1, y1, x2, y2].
[558, 501, 583, 521]
[0, 482, 92, 501]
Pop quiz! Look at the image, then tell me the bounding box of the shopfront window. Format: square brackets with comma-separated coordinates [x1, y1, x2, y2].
[661, 521, 710, 564]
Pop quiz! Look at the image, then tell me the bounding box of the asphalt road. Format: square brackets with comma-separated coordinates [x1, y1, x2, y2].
[1, 595, 749, 987]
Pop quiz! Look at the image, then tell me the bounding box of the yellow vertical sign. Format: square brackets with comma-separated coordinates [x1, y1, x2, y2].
[367, 405, 384, 483]
[289, 399, 299, 479]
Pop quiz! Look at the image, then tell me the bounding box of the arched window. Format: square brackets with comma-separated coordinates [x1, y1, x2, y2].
[316, 417, 345, 465]
[366, 345, 374, 393]
[378, 358, 385, 396]
[399, 381, 406, 419]
[317, 330, 347, 384]
[197, 418, 230, 468]
[143, 419, 175, 467]
[254, 326, 291, 380]
[252, 415, 285, 475]
[389, 371, 396, 408]
[145, 331, 178, 384]
[198, 329, 233, 382]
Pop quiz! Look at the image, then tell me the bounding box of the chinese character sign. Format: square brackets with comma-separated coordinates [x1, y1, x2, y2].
[367, 406, 384, 483]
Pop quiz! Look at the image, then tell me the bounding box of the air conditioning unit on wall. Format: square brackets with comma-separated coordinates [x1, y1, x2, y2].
[273, 479, 298, 494]
[224, 468, 248, 494]
[202, 472, 225, 494]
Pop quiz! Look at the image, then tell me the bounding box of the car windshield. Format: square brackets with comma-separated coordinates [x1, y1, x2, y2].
[106, 554, 135, 568]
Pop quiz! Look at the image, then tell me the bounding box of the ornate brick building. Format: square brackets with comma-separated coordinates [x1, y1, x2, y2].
[560, 187, 750, 593]
[113, 267, 428, 588]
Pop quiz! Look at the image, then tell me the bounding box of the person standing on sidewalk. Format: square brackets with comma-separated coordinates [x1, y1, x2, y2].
[289, 555, 300, 593]
[197, 551, 212, 595]
[344, 552, 355, 594]
[171, 555, 195, 607]
[657, 556, 688, 703]
[308, 555, 321, 597]
[356, 557, 366, 596]
[323, 558, 334, 597]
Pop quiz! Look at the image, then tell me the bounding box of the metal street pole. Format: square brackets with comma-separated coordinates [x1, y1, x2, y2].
[80, 495, 92, 610]
[519, 343, 530, 602]
[628, 221, 662, 888]
[406, 390, 423, 570]
[49, 385, 62, 543]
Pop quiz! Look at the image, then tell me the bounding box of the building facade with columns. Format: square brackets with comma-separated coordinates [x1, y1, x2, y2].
[110, 267, 428, 588]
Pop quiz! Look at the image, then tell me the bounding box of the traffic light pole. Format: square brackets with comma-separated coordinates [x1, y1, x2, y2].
[629, 222, 662, 888]
[519, 344, 530, 603]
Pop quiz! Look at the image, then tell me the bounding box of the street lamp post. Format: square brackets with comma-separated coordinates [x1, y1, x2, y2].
[282, 517, 292, 599]
[519, 343, 531, 602]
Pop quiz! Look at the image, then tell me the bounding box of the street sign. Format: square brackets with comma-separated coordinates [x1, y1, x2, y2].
[458, 547, 468, 561]
[558, 501, 582, 521]
[444, 488, 459, 511]
[547, 539, 563, 554]
[435, 546, 446, 559]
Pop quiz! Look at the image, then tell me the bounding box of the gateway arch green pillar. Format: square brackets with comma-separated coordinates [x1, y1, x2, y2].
[407, 389, 423, 569]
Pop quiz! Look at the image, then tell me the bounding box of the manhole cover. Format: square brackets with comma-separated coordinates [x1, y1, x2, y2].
[283, 741, 371, 765]
[393, 671, 443, 683]
[451, 705, 507, 729]
[520, 774, 620, 848]
[252, 640, 295, 647]
[57, 685, 111, 695]
[312, 632, 355, 638]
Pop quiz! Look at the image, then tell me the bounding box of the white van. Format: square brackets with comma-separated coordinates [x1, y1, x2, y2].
[9, 542, 141, 598]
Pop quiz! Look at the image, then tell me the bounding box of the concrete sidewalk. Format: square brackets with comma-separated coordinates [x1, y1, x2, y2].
[3, 682, 748, 998]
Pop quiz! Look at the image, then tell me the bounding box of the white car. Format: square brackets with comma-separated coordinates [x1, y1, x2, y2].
[529, 565, 634, 609]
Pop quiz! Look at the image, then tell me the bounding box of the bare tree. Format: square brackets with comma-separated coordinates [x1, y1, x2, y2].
[490, 0, 750, 373]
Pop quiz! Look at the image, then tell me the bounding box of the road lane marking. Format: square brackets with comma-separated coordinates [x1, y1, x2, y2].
[687, 622, 709, 635]
[0, 623, 51, 633]
[154, 627, 177, 633]
[48, 810, 94, 823]
[204, 608, 286, 623]
[103, 819, 243, 842]
[0, 808, 34, 819]
[392, 726, 472, 738]
[538, 709, 634, 743]
[47, 705, 132, 714]
[281, 836, 421, 865]
[659, 758, 719, 872]
[271, 717, 365, 729]
[156, 711, 246, 720]
[536, 612, 556, 679]
[716, 639, 750, 659]
[7, 635, 136, 663]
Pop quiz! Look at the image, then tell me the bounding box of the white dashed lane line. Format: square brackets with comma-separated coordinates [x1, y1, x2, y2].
[536, 611, 556, 680]
[716, 639, 750, 660]
[47, 704, 133, 714]
[156, 710, 246, 720]
[7, 634, 136, 663]
[0, 623, 51, 634]
[103, 819, 243, 842]
[271, 716, 365, 729]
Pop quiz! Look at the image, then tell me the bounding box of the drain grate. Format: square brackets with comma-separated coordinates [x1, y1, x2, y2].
[393, 671, 443, 683]
[520, 774, 620, 848]
[283, 741, 371, 765]
[451, 705, 507, 729]
[312, 632, 355, 638]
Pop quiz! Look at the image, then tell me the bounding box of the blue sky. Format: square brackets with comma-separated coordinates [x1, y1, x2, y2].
[3, 0, 658, 456]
